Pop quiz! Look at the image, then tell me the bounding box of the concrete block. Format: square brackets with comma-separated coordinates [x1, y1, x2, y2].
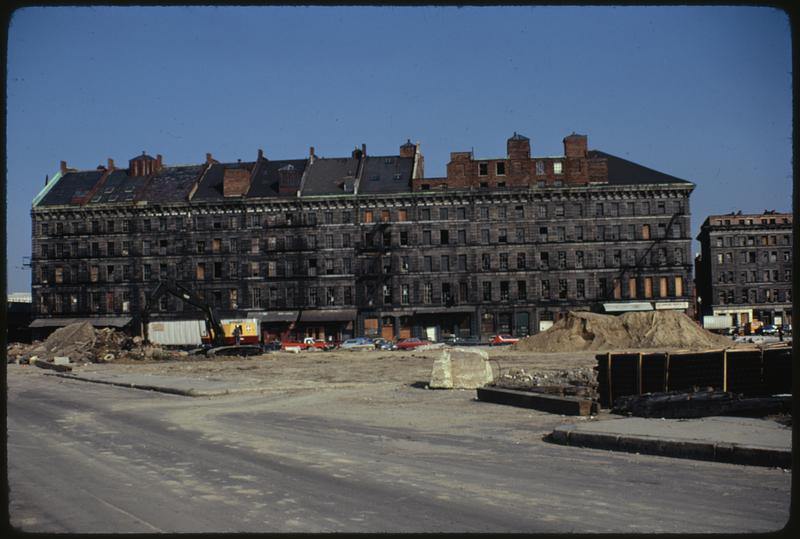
[430, 348, 493, 389]
[53, 356, 71, 365]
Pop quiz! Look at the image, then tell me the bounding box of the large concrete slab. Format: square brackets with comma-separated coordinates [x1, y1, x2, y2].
[551, 416, 791, 468]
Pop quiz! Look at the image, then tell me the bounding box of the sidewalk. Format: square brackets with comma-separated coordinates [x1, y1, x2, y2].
[550, 415, 792, 468]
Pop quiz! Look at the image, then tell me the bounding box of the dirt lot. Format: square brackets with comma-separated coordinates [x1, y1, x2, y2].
[61, 347, 601, 388]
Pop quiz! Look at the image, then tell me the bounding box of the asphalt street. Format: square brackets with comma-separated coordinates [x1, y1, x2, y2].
[6, 369, 792, 533]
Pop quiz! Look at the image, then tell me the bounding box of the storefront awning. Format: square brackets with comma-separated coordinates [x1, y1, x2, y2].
[411, 306, 477, 314]
[654, 301, 689, 310]
[299, 309, 358, 322]
[251, 311, 300, 323]
[29, 316, 133, 328]
[602, 302, 653, 313]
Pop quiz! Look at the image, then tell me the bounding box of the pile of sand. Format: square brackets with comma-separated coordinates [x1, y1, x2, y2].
[513, 311, 733, 353]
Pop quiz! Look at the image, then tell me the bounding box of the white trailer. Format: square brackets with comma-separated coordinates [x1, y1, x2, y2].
[147, 320, 206, 346]
[703, 315, 733, 331]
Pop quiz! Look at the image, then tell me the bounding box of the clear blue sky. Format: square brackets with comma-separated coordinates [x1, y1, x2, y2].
[6, 5, 792, 293]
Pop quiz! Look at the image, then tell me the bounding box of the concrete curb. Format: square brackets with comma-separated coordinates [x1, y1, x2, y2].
[50, 373, 269, 397]
[549, 424, 791, 468]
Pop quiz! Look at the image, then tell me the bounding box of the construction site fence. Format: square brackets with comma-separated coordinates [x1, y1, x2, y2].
[596, 346, 792, 409]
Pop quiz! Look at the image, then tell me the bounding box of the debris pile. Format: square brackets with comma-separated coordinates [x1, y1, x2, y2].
[514, 311, 733, 353]
[6, 322, 184, 365]
[492, 367, 598, 399]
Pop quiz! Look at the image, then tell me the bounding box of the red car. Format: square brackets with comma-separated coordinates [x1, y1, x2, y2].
[491, 334, 519, 346]
[395, 338, 431, 350]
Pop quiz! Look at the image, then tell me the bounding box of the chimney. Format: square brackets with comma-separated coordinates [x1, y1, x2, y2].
[206, 153, 213, 164]
[44, 174, 49, 186]
[507, 132, 531, 160]
[400, 139, 415, 158]
[563, 133, 588, 158]
[257, 148, 263, 161]
[107, 158, 115, 171]
[156, 154, 163, 170]
[361, 143, 366, 157]
[60, 161, 67, 174]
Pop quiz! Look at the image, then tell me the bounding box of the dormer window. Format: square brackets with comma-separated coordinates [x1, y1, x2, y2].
[479, 163, 488, 176]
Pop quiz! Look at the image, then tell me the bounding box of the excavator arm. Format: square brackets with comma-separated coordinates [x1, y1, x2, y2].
[142, 280, 226, 347]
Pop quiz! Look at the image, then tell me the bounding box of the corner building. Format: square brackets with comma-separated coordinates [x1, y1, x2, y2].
[695, 211, 792, 327]
[30, 133, 694, 342]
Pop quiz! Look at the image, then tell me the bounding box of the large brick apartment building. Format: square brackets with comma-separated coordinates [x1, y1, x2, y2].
[30, 132, 694, 342]
[695, 211, 792, 328]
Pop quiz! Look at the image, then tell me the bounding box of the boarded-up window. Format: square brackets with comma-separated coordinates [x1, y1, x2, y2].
[613, 279, 622, 299]
[380, 210, 390, 222]
[196, 263, 205, 280]
[628, 278, 636, 299]
[398, 209, 408, 222]
[642, 224, 650, 240]
[659, 277, 669, 298]
[212, 239, 221, 253]
[90, 265, 99, 283]
[55, 267, 64, 284]
[675, 276, 683, 297]
[364, 210, 374, 223]
[644, 277, 653, 298]
[364, 317, 379, 336]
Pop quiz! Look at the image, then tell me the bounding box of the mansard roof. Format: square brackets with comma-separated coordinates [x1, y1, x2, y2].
[301, 156, 361, 196]
[33, 143, 693, 209]
[358, 155, 415, 194]
[591, 150, 692, 186]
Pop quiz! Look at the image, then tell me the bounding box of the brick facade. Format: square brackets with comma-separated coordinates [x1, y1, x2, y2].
[30, 133, 695, 342]
[695, 211, 793, 327]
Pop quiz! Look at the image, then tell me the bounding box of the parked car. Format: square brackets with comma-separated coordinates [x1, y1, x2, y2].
[372, 338, 396, 350]
[395, 337, 431, 350]
[280, 337, 330, 351]
[339, 337, 375, 350]
[761, 324, 779, 335]
[491, 334, 519, 346]
[444, 335, 482, 346]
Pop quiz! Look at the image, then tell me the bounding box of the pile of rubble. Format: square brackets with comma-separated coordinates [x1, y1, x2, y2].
[491, 366, 598, 399]
[6, 322, 185, 365]
[514, 311, 733, 352]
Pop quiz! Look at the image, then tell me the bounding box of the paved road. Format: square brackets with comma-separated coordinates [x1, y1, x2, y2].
[7, 369, 791, 533]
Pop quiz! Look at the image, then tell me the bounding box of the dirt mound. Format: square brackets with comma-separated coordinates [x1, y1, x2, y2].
[514, 311, 732, 352]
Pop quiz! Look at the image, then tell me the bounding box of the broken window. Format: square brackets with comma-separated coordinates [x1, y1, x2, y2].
[499, 253, 509, 270]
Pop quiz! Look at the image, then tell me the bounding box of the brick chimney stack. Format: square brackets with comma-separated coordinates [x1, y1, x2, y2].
[507, 132, 531, 161]
[107, 158, 115, 171]
[309, 146, 316, 164]
[60, 161, 67, 174]
[156, 154, 163, 170]
[206, 153, 213, 164]
[400, 139, 415, 158]
[361, 143, 366, 157]
[257, 148, 263, 161]
[563, 133, 588, 158]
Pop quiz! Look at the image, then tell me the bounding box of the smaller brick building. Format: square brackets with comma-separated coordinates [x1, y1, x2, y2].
[695, 210, 792, 327]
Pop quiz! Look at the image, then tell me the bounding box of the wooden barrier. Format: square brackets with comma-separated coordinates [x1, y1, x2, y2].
[596, 345, 792, 408]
